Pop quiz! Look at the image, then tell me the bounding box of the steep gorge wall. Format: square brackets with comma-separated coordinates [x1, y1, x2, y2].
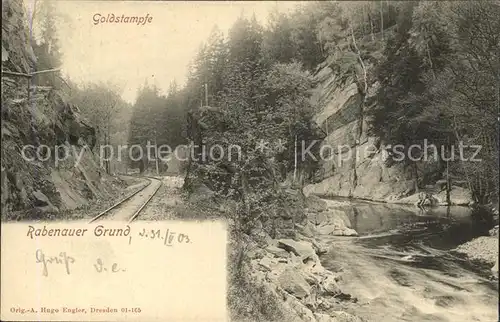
[1, 0, 121, 219]
[304, 58, 471, 206]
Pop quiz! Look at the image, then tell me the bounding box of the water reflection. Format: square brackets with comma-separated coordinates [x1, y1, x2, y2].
[323, 197, 493, 250]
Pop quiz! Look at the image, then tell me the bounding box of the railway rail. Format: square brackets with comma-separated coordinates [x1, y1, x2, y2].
[88, 175, 162, 223]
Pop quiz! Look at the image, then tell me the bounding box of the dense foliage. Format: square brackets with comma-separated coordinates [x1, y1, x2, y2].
[179, 15, 325, 234]
[29, 0, 64, 86]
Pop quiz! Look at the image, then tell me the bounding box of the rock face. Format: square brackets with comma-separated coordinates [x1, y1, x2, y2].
[278, 267, 311, 299]
[303, 197, 359, 237]
[305, 61, 473, 206]
[1, 0, 121, 218]
[306, 64, 416, 202]
[1, 0, 36, 73]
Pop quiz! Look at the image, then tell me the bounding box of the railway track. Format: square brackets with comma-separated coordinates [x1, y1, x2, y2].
[88, 175, 162, 223]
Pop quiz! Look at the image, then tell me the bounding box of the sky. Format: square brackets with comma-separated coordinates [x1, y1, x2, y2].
[26, 0, 302, 103]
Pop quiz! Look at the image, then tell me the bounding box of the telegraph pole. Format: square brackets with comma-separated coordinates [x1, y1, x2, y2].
[204, 83, 208, 106]
[154, 129, 159, 175]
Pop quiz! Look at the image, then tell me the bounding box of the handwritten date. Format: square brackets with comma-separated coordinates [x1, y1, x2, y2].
[136, 228, 191, 246]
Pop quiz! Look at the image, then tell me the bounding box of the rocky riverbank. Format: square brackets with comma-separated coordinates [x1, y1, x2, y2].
[304, 178, 475, 207]
[455, 224, 499, 276]
[233, 195, 364, 322]
[182, 178, 498, 321]
[233, 193, 500, 321]
[243, 235, 362, 321]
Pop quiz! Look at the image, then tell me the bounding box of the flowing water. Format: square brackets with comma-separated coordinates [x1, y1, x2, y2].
[320, 199, 498, 322]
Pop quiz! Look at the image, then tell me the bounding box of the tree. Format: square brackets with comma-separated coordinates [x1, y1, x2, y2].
[368, 1, 500, 203]
[30, 0, 64, 86]
[261, 10, 296, 65]
[67, 81, 128, 173]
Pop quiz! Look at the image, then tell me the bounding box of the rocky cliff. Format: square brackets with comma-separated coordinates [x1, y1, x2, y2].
[304, 48, 473, 207]
[1, 0, 121, 219]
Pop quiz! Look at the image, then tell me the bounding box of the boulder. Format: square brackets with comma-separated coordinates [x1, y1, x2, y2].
[258, 256, 274, 271]
[321, 274, 341, 296]
[33, 190, 51, 206]
[317, 225, 336, 235]
[306, 259, 326, 276]
[316, 224, 358, 237]
[247, 247, 266, 260]
[305, 195, 328, 212]
[311, 239, 328, 255]
[278, 267, 311, 299]
[489, 225, 499, 237]
[289, 252, 305, 267]
[316, 298, 333, 310]
[298, 235, 329, 255]
[298, 222, 316, 238]
[310, 211, 329, 226]
[449, 186, 473, 205]
[278, 239, 316, 262]
[31, 190, 59, 213]
[339, 227, 358, 236]
[433, 190, 449, 205]
[265, 260, 288, 283]
[303, 253, 321, 268]
[188, 183, 215, 203]
[266, 245, 289, 259]
[254, 230, 274, 248]
[309, 207, 346, 223]
[491, 258, 498, 275]
[330, 311, 364, 322]
[434, 186, 473, 206]
[302, 271, 321, 285]
[278, 288, 316, 321]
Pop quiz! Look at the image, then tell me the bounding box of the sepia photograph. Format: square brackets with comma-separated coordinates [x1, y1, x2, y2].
[1, 0, 499, 321]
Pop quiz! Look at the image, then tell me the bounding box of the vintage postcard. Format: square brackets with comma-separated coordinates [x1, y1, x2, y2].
[1, 0, 499, 321]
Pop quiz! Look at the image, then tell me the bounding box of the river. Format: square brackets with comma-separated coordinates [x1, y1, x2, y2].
[319, 199, 498, 322]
